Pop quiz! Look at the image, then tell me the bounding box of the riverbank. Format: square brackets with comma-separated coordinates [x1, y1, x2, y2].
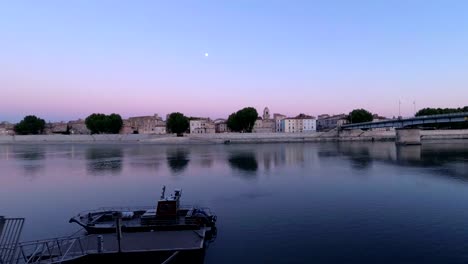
[1, 129, 468, 144]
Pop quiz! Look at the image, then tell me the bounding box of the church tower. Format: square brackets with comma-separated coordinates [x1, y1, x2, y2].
[263, 107, 270, 120]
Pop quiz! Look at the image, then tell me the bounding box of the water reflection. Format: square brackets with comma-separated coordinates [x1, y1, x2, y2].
[85, 147, 123, 175]
[228, 152, 258, 175]
[318, 142, 468, 180]
[166, 149, 190, 174]
[127, 146, 161, 170]
[13, 146, 46, 176]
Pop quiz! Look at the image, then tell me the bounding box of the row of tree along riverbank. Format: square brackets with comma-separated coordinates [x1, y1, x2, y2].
[1, 129, 467, 144]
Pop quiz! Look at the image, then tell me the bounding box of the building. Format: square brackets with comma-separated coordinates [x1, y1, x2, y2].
[372, 114, 389, 122]
[68, 119, 91, 134]
[317, 114, 349, 131]
[125, 114, 166, 134]
[278, 114, 316, 133]
[274, 113, 287, 132]
[190, 118, 215, 134]
[44, 122, 68, 134]
[214, 118, 229, 133]
[0, 122, 15, 135]
[253, 107, 276, 133]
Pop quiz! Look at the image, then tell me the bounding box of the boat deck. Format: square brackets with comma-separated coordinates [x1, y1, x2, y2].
[81, 229, 206, 253]
[17, 228, 208, 264]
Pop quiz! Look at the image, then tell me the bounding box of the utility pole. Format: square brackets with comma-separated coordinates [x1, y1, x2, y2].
[413, 101, 416, 116]
[398, 100, 401, 118]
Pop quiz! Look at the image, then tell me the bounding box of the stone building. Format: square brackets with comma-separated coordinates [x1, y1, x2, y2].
[278, 114, 316, 133]
[190, 118, 215, 134]
[253, 107, 276, 133]
[44, 122, 68, 134]
[214, 118, 229, 133]
[372, 114, 389, 122]
[68, 119, 91, 134]
[317, 114, 349, 131]
[274, 113, 287, 132]
[0, 122, 15, 135]
[125, 114, 166, 134]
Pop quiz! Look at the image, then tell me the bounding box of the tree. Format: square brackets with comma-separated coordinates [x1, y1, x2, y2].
[166, 112, 189, 136]
[227, 113, 241, 132]
[416, 106, 468, 117]
[85, 113, 123, 134]
[227, 107, 258, 132]
[348, 109, 373, 124]
[14, 115, 46, 135]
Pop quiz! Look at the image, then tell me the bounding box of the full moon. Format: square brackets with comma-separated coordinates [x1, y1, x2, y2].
[204, 53, 209, 57]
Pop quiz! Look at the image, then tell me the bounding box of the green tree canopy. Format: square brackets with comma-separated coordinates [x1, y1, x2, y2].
[227, 107, 258, 132]
[348, 109, 373, 124]
[166, 112, 189, 136]
[85, 113, 123, 134]
[416, 106, 468, 117]
[14, 115, 46, 135]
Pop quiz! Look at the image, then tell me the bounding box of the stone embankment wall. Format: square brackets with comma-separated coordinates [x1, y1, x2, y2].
[0, 129, 467, 144]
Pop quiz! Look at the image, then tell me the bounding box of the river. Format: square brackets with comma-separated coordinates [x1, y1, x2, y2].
[1, 142, 468, 263]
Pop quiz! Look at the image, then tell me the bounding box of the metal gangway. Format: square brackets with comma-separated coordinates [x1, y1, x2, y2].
[2, 214, 202, 264]
[1, 216, 87, 264]
[0, 216, 25, 264]
[11, 236, 87, 264]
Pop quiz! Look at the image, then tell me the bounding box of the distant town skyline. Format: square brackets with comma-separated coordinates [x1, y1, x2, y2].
[2, 1, 468, 122]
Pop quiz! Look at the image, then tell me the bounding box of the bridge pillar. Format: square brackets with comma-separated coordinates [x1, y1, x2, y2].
[395, 128, 421, 145]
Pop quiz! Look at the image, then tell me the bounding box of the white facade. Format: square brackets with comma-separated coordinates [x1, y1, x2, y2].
[190, 119, 215, 134]
[279, 115, 316, 133]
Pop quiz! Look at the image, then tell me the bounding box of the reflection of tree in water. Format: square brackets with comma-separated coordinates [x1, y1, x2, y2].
[86, 147, 123, 175]
[15, 148, 46, 176]
[228, 153, 258, 174]
[167, 149, 190, 174]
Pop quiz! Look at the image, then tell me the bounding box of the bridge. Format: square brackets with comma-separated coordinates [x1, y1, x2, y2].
[341, 112, 468, 130]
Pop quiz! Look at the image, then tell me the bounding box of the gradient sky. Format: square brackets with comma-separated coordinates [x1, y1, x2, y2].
[1, 0, 468, 122]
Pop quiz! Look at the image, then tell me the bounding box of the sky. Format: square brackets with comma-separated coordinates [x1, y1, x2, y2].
[1, 0, 468, 122]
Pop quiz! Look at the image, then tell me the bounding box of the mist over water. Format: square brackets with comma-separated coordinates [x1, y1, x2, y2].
[1, 142, 468, 263]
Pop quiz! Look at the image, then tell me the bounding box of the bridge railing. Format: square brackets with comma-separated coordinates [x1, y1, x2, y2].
[342, 112, 468, 129]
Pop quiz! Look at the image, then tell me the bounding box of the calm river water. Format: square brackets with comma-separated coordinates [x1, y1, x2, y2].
[1, 142, 468, 263]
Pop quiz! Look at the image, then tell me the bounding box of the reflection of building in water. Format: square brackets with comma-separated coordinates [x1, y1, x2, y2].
[190, 118, 215, 134]
[86, 148, 123, 175]
[226, 144, 320, 174]
[278, 114, 316, 133]
[13, 146, 46, 176]
[123, 114, 166, 134]
[253, 107, 276, 133]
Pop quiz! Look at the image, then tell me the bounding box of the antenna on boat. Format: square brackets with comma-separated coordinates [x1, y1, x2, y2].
[161, 185, 166, 199]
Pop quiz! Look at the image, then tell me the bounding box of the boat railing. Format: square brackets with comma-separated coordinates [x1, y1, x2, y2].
[75, 206, 155, 217]
[74, 204, 211, 217]
[141, 218, 200, 226]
